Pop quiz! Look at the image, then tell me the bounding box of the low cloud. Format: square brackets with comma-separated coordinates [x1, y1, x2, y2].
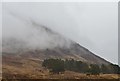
[2, 2, 118, 64]
[2, 10, 72, 53]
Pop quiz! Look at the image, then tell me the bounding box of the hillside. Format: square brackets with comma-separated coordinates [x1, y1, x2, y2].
[2, 18, 118, 79]
[2, 20, 110, 65]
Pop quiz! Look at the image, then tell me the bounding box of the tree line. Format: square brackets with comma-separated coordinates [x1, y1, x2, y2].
[42, 58, 120, 74]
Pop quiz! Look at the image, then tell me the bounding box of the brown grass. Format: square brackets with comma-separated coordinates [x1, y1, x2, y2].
[2, 56, 120, 79]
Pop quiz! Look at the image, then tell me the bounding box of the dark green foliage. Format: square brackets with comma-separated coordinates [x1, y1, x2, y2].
[64, 59, 89, 73]
[109, 64, 120, 74]
[76, 61, 89, 73]
[42, 58, 120, 74]
[88, 64, 100, 75]
[42, 59, 89, 74]
[64, 59, 76, 71]
[42, 59, 65, 74]
[101, 64, 110, 74]
[100, 64, 120, 74]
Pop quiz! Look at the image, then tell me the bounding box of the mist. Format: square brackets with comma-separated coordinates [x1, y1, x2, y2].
[2, 10, 73, 53]
[2, 2, 118, 64]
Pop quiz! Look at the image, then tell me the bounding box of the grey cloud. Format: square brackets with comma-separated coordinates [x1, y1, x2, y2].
[2, 2, 118, 64]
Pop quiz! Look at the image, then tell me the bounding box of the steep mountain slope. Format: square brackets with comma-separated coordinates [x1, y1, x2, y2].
[2, 20, 110, 65]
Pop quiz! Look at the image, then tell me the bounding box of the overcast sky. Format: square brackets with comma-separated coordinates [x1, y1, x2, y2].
[2, 2, 118, 64]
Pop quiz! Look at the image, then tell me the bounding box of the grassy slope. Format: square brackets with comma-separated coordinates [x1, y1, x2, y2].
[2, 57, 120, 79]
